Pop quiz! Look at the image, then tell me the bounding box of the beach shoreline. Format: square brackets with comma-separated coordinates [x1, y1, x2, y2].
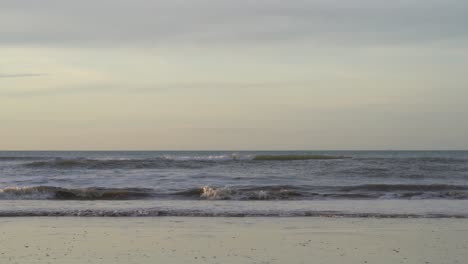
[1, 217, 467, 264]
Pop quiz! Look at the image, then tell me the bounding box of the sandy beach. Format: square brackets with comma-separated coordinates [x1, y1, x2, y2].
[1, 217, 467, 264]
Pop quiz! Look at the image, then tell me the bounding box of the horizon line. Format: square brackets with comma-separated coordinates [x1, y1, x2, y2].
[1, 149, 467, 152]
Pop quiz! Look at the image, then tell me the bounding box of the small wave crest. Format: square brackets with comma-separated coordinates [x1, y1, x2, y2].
[0, 186, 305, 201]
[21, 154, 254, 169]
[1, 184, 468, 200]
[252, 154, 348, 161]
[0, 156, 50, 161]
[0, 186, 155, 200]
[339, 184, 468, 192]
[18, 153, 354, 169]
[23, 158, 216, 169]
[21, 154, 346, 169]
[196, 186, 303, 200]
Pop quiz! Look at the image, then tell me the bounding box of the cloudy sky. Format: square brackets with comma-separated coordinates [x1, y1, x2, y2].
[1, 0, 467, 150]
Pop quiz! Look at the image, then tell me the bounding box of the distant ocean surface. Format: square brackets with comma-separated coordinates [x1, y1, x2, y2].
[1, 151, 468, 217]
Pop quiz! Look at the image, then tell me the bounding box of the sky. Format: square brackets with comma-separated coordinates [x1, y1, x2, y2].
[1, 0, 468, 150]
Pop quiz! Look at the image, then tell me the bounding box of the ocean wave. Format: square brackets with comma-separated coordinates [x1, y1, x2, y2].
[0, 186, 307, 201]
[0, 156, 50, 161]
[1, 184, 468, 200]
[161, 154, 251, 161]
[21, 154, 350, 169]
[0, 186, 155, 200]
[176, 186, 304, 200]
[356, 157, 468, 164]
[252, 154, 348, 161]
[338, 184, 468, 192]
[0, 208, 465, 218]
[23, 158, 216, 169]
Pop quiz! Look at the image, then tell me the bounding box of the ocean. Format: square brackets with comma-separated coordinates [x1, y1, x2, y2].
[1, 151, 467, 217]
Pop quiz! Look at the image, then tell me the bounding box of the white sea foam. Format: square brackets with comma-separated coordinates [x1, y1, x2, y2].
[0, 186, 55, 200]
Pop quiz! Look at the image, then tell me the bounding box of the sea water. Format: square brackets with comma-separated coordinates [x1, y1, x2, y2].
[1, 151, 467, 217]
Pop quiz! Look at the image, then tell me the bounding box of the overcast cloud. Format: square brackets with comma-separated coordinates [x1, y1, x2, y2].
[1, 0, 467, 46]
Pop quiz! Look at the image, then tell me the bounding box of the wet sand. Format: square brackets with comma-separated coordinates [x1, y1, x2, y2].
[1, 217, 467, 264]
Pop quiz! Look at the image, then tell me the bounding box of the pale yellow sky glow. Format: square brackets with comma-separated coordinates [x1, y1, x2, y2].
[1, 0, 468, 150]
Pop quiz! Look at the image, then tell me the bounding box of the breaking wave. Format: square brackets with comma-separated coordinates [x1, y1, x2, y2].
[0, 208, 465, 218]
[176, 186, 304, 200]
[0, 186, 155, 200]
[1, 184, 468, 200]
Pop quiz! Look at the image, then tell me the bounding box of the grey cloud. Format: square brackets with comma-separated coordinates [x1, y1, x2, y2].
[0, 0, 467, 47]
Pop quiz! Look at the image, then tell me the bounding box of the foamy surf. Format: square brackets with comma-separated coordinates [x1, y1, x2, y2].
[0, 200, 466, 218]
[1, 184, 467, 200]
[2, 209, 466, 218]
